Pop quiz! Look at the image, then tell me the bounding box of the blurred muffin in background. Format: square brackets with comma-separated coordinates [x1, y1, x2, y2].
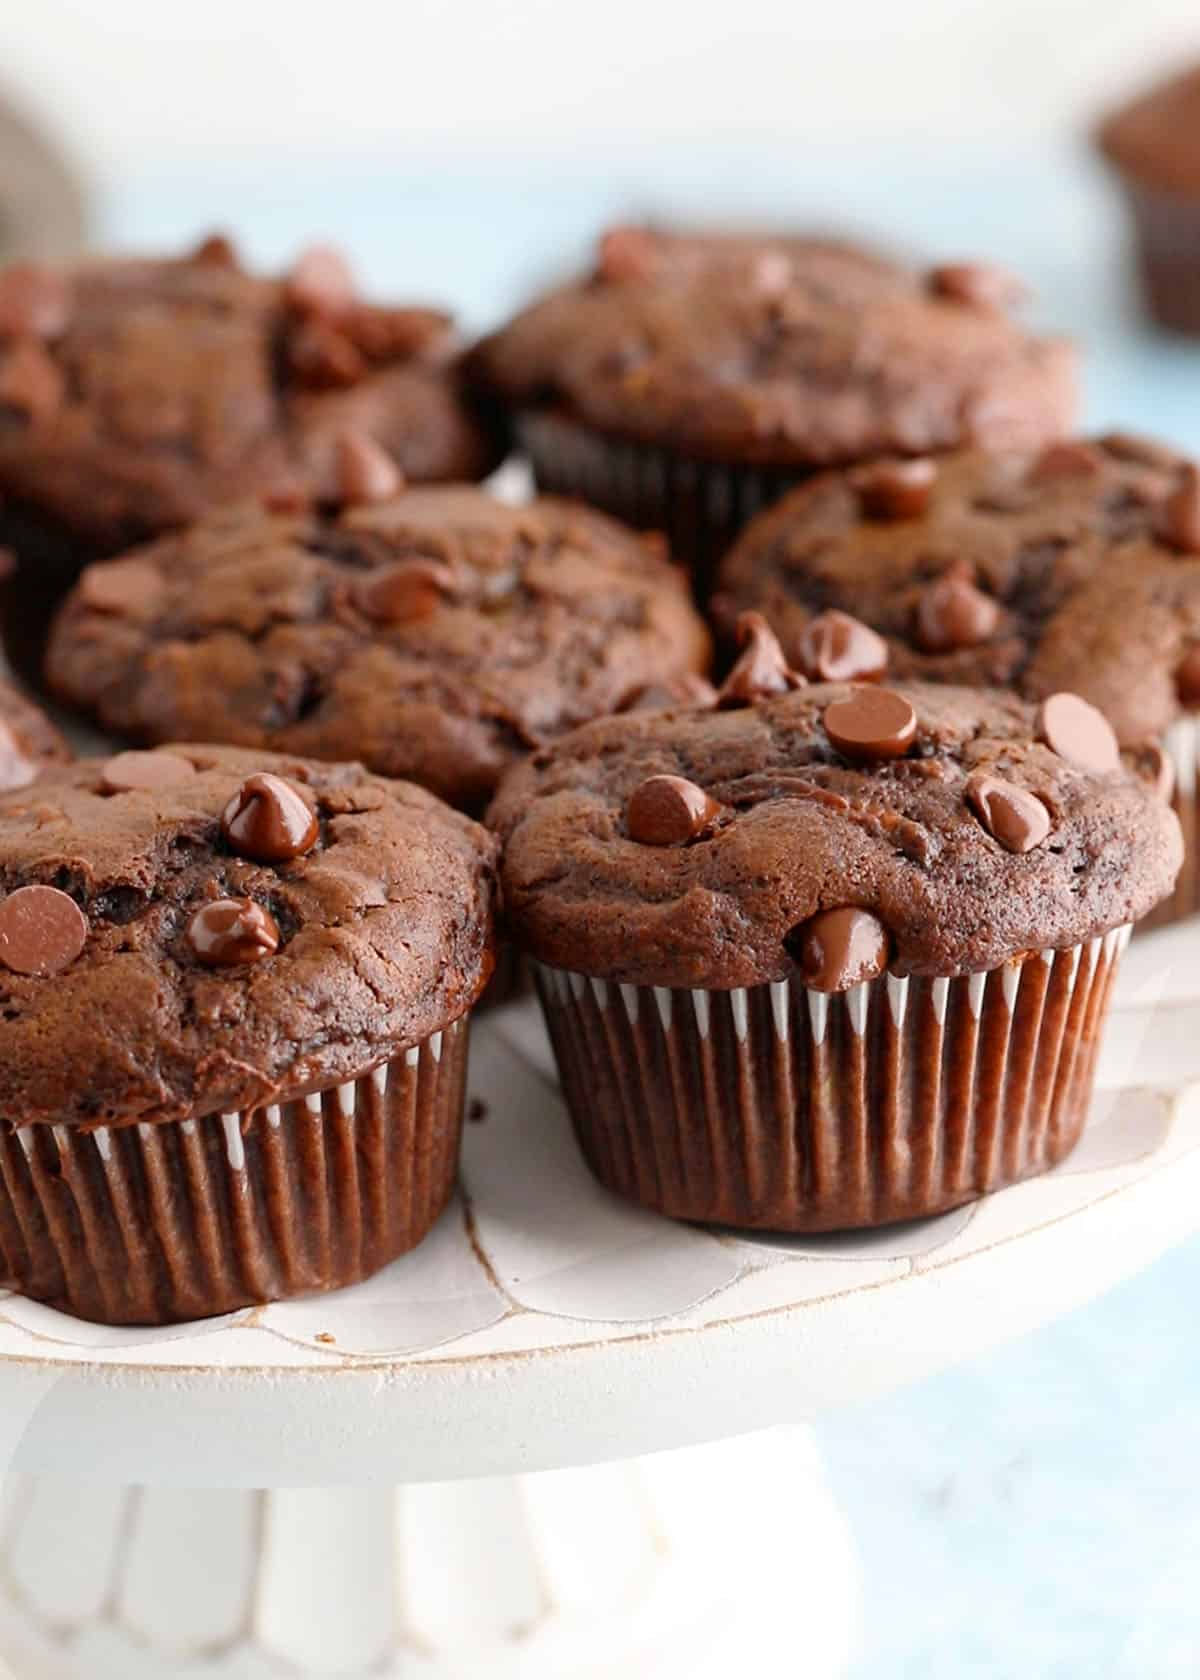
[1098, 61, 1200, 335]
[468, 225, 1078, 597]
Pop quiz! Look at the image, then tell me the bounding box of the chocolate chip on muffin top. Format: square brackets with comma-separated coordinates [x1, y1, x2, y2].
[0, 675, 71, 792]
[489, 676, 1180, 990]
[46, 486, 712, 812]
[0, 236, 499, 550]
[468, 226, 1077, 467]
[717, 435, 1200, 747]
[0, 745, 497, 1126]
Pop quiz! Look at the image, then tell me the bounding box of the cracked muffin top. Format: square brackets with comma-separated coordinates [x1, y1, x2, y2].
[0, 676, 70, 791]
[716, 434, 1200, 746]
[46, 485, 713, 813]
[467, 225, 1077, 467]
[489, 630, 1180, 989]
[0, 234, 499, 551]
[0, 744, 497, 1127]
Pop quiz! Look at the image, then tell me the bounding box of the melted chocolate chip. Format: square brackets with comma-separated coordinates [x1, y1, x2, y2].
[285, 244, 356, 318]
[823, 689, 917, 762]
[717, 611, 804, 707]
[188, 898, 280, 966]
[355, 560, 456, 624]
[101, 751, 197, 793]
[914, 575, 1000, 654]
[797, 610, 888, 683]
[1037, 692, 1120, 773]
[0, 885, 87, 976]
[335, 430, 404, 505]
[1158, 463, 1200, 556]
[596, 227, 660, 283]
[854, 458, 937, 520]
[1132, 740, 1175, 803]
[928, 262, 1026, 311]
[0, 340, 63, 423]
[966, 774, 1052, 853]
[0, 263, 69, 340]
[791, 906, 891, 993]
[288, 320, 368, 389]
[222, 773, 319, 863]
[77, 559, 165, 618]
[626, 775, 721, 846]
[1028, 440, 1105, 482]
[1177, 643, 1200, 708]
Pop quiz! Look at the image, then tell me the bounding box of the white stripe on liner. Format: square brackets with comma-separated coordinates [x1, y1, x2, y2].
[730, 989, 749, 1043]
[845, 983, 869, 1037]
[618, 983, 640, 1025]
[691, 989, 710, 1040]
[967, 972, 987, 1019]
[336, 1083, 356, 1117]
[807, 990, 829, 1047]
[886, 973, 909, 1030]
[930, 977, 950, 1026]
[769, 981, 790, 1042]
[222, 1113, 246, 1172]
[653, 987, 673, 1032]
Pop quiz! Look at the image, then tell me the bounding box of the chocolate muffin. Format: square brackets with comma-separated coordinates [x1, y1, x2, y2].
[0, 234, 500, 587]
[1097, 62, 1200, 335]
[717, 434, 1200, 924]
[490, 624, 1179, 1232]
[0, 673, 70, 790]
[0, 744, 497, 1324]
[45, 484, 712, 814]
[468, 226, 1077, 594]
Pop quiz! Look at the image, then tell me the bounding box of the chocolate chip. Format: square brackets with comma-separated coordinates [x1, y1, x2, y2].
[626, 775, 721, 846]
[0, 885, 87, 976]
[189, 232, 239, 268]
[791, 906, 891, 993]
[1158, 463, 1200, 555]
[596, 227, 660, 283]
[1176, 643, 1200, 707]
[355, 560, 455, 624]
[914, 575, 1000, 654]
[0, 263, 69, 339]
[1132, 740, 1175, 803]
[797, 610, 888, 683]
[966, 774, 1052, 853]
[188, 898, 280, 966]
[335, 430, 404, 506]
[0, 723, 34, 793]
[823, 688, 917, 761]
[285, 244, 356, 318]
[287, 319, 368, 388]
[0, 340, 63, 423]
[1099, 431, 1179, 470]
[1028, 441, 1104, 482]
[343, 304, 451, 361]
[76, 559, 164, 618]
[222, 773, 319, 864]
[1037, 692, 1120, 773]
[101, 751, 197, 793]
[928, 262, 1027, 311]
[717, 611, 805, 707]
[853, 458, 937, 520]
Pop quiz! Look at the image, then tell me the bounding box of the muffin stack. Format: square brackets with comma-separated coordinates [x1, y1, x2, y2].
[0, 222, 1186, 1325]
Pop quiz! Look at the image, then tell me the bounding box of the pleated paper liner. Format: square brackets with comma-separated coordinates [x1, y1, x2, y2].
[534, 928, 1132, 1233]
[1113, 180, 1200, 338]
[1145, 715, 1200, 930]
[0, 1014, 470, 1327]
[517, 409, 807, 603]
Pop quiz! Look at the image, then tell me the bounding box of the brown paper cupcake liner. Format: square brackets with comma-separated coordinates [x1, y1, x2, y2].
[1114, 181, 1200, 338]
[0, 1015, 470, 1326]
[1143, 716, 1200, 929]
[534, 928, 1131, 1232]
[517, 409, 808, 601]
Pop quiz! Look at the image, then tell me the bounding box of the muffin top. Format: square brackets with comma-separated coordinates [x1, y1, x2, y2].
[716, 435, 1200, 747]
[468, 226, 1077, 467]
[0, 744, 497, 1127]
[46, 485, 712, 812]
[0, 235, 499, 548]
[1097, 62, 1200, 196]
[490, 626, 1180, 989]
[0, 676, 71, 791]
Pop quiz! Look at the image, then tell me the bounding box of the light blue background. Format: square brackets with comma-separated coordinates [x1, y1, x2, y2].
[106, 145, 1200, 1678]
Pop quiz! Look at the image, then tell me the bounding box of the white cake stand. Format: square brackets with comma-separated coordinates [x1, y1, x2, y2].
[0, 932, 1197, 1680]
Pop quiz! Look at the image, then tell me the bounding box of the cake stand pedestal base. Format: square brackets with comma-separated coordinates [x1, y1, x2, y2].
[0, 1427, 857, 1679]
